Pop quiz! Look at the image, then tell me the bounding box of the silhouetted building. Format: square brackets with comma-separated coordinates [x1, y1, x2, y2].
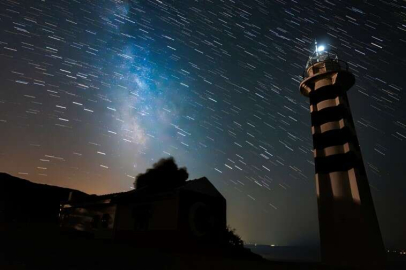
[59, 177, 226, 245]
[299, 43, 386, 268]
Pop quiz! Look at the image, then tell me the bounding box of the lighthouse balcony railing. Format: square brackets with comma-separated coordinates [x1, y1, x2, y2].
[302, 59, 350, 79]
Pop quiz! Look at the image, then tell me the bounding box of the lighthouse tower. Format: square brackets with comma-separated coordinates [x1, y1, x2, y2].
[299, 43, 386, 268]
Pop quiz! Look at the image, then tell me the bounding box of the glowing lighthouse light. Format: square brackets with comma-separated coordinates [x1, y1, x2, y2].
[317, 45, 325, 52]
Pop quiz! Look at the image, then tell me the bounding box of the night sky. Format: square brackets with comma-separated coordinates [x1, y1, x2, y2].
[0, 0, 405, 249]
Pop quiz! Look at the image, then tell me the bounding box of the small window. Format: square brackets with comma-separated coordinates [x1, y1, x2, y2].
[91, 215, 100, 228]
[101, 214, 111, 228]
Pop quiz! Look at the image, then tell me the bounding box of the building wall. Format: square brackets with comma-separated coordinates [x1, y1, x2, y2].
[178, 190, 227, 241]
[115, 197, 179, 232]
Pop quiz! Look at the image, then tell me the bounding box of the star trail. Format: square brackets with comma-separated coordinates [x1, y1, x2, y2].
[0, 0, 405, 248]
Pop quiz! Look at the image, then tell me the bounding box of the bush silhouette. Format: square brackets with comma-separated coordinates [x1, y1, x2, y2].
[223, 225, 244, 248]
[134, 157, 189, 190]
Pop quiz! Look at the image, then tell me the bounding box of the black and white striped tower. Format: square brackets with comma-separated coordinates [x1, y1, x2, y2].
[299, 43, 386, 269]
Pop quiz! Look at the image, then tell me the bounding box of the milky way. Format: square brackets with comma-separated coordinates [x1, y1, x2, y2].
[0, 0, 405, 248]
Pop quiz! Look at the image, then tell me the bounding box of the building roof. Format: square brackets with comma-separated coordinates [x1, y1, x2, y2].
[63, 177, 223, 207]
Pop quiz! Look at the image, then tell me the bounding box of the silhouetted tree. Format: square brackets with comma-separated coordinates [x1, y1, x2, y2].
[223, 225, 244, 248]
[133, 157, 189, 190]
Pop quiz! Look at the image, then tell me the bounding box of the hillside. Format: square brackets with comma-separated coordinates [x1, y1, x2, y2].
[0, 173, 88, 224]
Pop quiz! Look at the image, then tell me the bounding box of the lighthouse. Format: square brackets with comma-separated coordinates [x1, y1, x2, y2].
[299, 43, 386, 268]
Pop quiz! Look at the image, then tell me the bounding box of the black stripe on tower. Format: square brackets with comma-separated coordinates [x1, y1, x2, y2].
[310, 105, 351, 127]
[312, 127, 356, 150]
[314, 151, 362, 174]
[309, 84, 342, 104]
